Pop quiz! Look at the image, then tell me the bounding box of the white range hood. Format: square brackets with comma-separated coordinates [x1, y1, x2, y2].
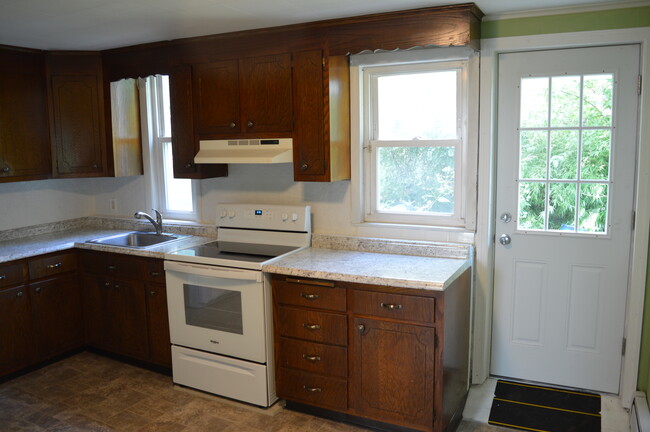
[194, 138, 293, 164]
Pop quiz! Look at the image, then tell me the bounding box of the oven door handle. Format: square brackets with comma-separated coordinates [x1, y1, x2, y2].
[164, 260, 262, 282]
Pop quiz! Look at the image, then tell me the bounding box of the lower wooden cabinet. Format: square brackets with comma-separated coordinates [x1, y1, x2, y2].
[272, 270, 471, 432]
[0, 285, 34, 375]
[145, 283, 172, 367]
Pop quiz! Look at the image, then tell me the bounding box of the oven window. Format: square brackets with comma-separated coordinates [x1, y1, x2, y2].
[183, 284, 243, 334]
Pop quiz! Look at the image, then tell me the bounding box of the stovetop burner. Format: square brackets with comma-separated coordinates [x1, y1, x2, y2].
[173, 241, 301, 264]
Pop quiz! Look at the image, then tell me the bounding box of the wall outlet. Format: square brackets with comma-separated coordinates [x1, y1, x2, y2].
[110, 199, 117, 213]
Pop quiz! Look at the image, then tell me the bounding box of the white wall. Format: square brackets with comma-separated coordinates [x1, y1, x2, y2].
[0, 178, 96, 231]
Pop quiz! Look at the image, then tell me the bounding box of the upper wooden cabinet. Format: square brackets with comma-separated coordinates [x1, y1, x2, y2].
[0, 47, 51, 182]
[292, 50, 350, 182]
[192, 53, 293, 136]
[47, 52, 108, 177]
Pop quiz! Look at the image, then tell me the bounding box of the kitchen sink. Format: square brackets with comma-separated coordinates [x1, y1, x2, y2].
[86, 232, 189, 248]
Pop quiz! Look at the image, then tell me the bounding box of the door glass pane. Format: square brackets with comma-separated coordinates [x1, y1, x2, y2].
[377, 70, 457, 140]
[520, 77, 549, 127]
[583, 74, 613, 127]
[550, 130, 578, 180]
[581, 129, 611, 180]
[551, 76, 580, 127]
[518, 182, 546, 230]
[377, 146, 455, 214]
[579, 183, 608, 233]
[183, 284, 243, 334]
[548, 183, 577, 231]
[520, 131, 547, 179]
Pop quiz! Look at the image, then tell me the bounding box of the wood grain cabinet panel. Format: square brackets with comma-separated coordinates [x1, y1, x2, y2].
[0, 47, 51, 182]
[277, 306, 347, 345]
[273, 277, 346, 312]
[351, 290, 435, 325]
[145, 283, 172, 367]
[277, 368, 347, 410]
[0, 285, 33, 376]
[278, 337, 347, 378]
[0, 262, 27, 289]
[192, 60, 240, 134]
[29, 252, 78, 280]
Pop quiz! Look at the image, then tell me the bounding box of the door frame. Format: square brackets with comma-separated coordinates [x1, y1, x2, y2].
[475, 27, 650, 408]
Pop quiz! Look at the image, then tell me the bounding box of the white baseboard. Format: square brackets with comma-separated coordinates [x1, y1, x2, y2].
[633, 392, 650, 432]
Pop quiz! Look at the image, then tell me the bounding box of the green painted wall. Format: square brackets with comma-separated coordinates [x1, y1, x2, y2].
[482, 6, 650, 39]
[482, 5, 650, 391]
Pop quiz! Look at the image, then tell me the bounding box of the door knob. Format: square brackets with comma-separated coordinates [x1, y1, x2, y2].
[499, 234, 511, 245]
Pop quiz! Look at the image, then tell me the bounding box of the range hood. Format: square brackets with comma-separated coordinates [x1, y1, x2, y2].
[194, 138, 293, 164]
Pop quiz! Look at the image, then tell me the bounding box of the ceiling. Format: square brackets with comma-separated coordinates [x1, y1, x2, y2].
[0, 0, 641, 51]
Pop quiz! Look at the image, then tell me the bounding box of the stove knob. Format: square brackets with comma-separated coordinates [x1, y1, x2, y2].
[292, 212, 299, 222]
[228, 210, 236, 218]
[220, 210, 227, 218]
[281, 213, 289, 221]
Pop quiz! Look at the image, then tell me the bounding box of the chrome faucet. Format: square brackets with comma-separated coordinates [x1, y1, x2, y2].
[134, 209, 163, 235]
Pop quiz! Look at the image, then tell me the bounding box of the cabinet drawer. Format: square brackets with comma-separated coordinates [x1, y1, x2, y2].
[279, 337, 347, 378]
[0, 262, 27, 288]
[351, 290, 435, 326]
[273, 277, 346, 311]
[29, 252, 77, 280]
[278, 306, 347, 345]
[82, 251, 143, 279]
[144, 259, 165, 284]
[278, 368, 347, 410]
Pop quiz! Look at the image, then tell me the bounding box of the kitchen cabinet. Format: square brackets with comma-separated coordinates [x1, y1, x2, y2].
[0, 47, 51, 182]
[47, 52, 108, 177]
[292, 50, 350, 182]
[81, 250, 172, 367]
[272, 269, 470, 432]
[193, 53, 293, 136]
[0, 284, 33, 376]
[169, 65, 228, 179]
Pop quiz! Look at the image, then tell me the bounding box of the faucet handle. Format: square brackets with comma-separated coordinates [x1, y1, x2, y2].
[152, 209, 162, 224]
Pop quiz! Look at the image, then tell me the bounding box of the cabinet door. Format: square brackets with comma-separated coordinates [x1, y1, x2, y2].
[83, 275, 112, 350]
[112, 279, 149, 360]
[145, 283, 171, 367]
[169, 65, 228, 179]
[0, 48, 50, 181]
[0, 286, 33, 375]
[193, 60, 240, 134]
[31, 275, 83, 360]
[50, 74, 105, 176]
[350, 317, 435, 429]
[240, 53, 293, 133]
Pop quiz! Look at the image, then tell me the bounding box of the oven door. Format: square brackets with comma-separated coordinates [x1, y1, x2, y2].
[164, 260, 266, 363]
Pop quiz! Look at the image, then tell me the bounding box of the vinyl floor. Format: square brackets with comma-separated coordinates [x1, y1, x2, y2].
[0, 352, 514, 432]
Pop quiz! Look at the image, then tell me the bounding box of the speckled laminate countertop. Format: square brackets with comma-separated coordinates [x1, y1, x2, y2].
[0, 228, 213, 263]
[263, 247, 471, 291]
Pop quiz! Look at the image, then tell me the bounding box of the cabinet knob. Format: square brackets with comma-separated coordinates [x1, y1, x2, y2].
[302, 385, 322, 393]
[300, 163, 308, 171]
[380, 303, 403, 310]
[302, 354, 321, 362]
[2, 167, 9, 173]
[16, 291, 24, 297]
[114, 284, 120, 289]
[107, 265, 117, 271]
[104, 282, 111, 287]
[150, 290, 156, 296]
[229, 122, 237, 129]
[34, 287, 42, 293]
[149, 271, 161, 277]
[185, 162, 192, 169]
[246, 120, 254, 128]
[92, 164, 98, 169]
[357, 324, 365, 331]
[46, 262, 62, 270]
[302, 323, 321, 330]
[300, 292, 319, 300]
[0, 275, 6, 281]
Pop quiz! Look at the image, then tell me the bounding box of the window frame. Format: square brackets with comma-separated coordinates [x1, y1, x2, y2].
[141, 75, 200, 221]
[350, 48, 478, 230]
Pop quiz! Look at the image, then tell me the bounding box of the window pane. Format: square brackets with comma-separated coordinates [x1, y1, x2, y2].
[548, 182, 576, 231]
[160, 75, 172, 138]
[163, 142, 193, 212]
[579, 183, 608, 233]
[551, 76, 580, 127]
[377, 70, 457, 140]
[520, 77, 549, 128]
[377, 146, 454, 214]
[518, 182, 546, 230]
[581, 129, 611, 180]
[550, 130, 578, 180]
[519, 130, 547, 180]
[583, 74, 613, 127]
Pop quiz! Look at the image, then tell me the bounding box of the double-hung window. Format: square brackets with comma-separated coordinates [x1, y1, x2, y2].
[351, 49, 476, 229]
[141, 75, 199, 221]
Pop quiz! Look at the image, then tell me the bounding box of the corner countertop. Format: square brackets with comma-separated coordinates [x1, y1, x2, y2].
[263, 247, 471, 291]
[0, 228, 213, 263]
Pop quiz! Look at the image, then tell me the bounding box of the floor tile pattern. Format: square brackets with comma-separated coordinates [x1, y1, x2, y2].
[0, 352, 513, 431]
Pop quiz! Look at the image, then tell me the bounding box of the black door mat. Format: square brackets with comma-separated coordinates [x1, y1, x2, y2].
[488, 380, 601, 432]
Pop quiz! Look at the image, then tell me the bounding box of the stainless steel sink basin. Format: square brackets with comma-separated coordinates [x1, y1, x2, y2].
[86, 232, 189, 248]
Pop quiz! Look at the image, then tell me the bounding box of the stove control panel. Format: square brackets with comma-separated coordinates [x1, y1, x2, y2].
[216, 203, 311, 232]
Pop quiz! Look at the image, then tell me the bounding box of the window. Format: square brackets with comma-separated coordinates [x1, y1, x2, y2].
[351, 49, 476, 229]
[141, 75, 199, 221]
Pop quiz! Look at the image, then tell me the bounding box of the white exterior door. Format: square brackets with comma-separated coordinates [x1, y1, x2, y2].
[491, 45, 640, 393]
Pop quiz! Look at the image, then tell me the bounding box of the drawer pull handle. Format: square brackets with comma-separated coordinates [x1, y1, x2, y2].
[107, 265, 117, 271]
[104, 281, 112, 287]
[286, 277, 335, 288]
[300, 292, 320, 300]
[380, 303, 403, 310]
[46, 262, 62, 269]
[302, 323, 321, 330]
[303, 385, 322, 393]
[0, 275, 5, 281]
[302, 354, 321, 362]
[150, 271, 161, 276]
